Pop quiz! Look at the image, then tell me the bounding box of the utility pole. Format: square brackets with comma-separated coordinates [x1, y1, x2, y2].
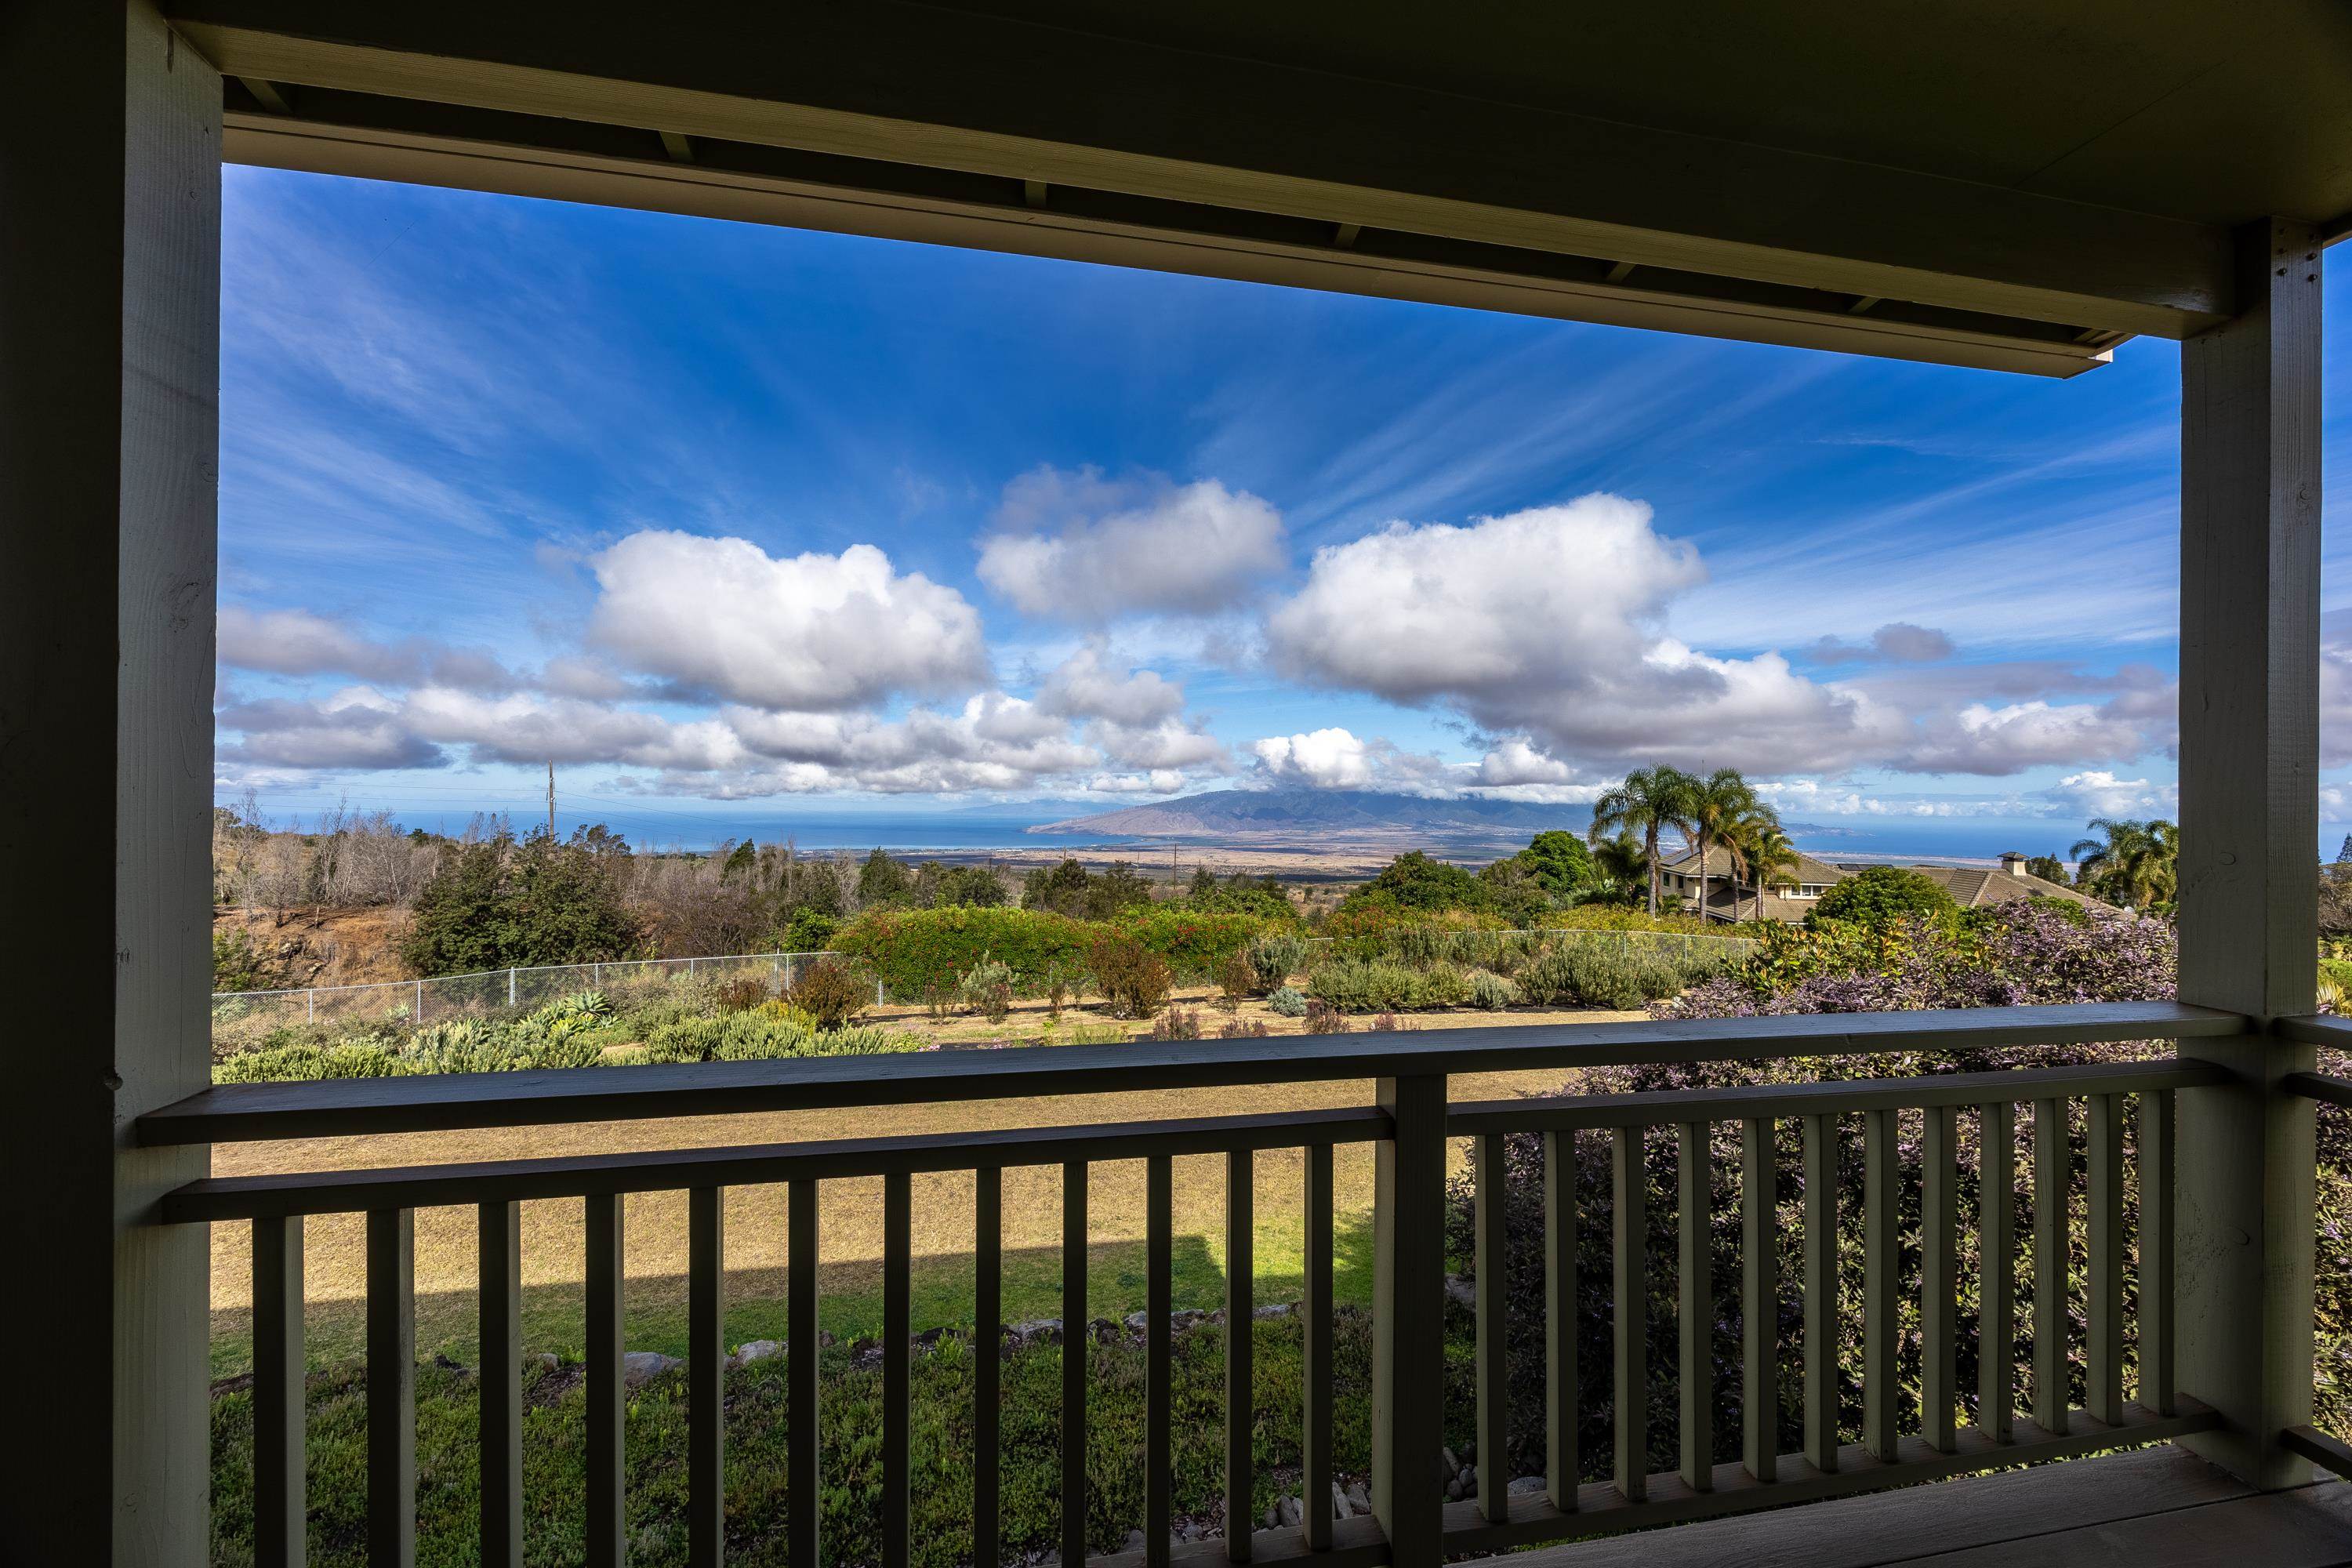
[546, 759, 557, 841]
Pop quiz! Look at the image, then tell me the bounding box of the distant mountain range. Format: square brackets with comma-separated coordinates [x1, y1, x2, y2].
[1028, 789, 1589, 840]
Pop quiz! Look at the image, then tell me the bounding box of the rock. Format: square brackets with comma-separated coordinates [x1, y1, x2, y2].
[1252, 1302, 1292, 1320]
[433, 1352, 470, 1375]
[1010, 1317, 1062, 1345]
[1444, 1475, 1465, 1501]
[1441, 1447, 1461, 1477]
[817, 1330, 837, 1348]
[913, 1326, 947, 1349]
[1508, 1475, 1545, 1497]
[1179, 1522, 1202, 1543]
[532, 1352, 561, 1374]
[1124, 1311, 1152, 1335]
[1461, 1465, 1476, 1488]
[1443, 1275, 1476, 1309]
[1123, 1530, 1146, 1554]
[1345, 1481, 1370, 1514]
[730, 1338, 784, 1368]
[1087, 1317, 1120, 1342]
[1262, 1501, 1280, 1530]
[622, 1350, 681, 1388]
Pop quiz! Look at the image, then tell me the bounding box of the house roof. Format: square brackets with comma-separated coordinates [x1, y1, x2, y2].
[1906, 865, 2096, 909]
[1661, 845, 1844, 885]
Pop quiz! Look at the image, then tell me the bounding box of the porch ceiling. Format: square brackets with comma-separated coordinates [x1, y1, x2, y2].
[165, 2, 2350, 377]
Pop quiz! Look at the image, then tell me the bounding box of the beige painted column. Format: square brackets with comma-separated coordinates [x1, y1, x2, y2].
[2175, 216, 2323, 1489]
[0, 2, 220, 1560]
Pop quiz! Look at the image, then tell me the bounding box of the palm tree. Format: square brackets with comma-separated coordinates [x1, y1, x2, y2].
[2068, 818, 2179, 909]
[1589, 765, 1699, 916]
[1733, 818, 1802, 921]
[1686, 768, 1762, 922]
[1588, 829, 1650, 908]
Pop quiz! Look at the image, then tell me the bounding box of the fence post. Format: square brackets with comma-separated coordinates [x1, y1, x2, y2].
[1371, 1073, 1446, 1565]
[688, 956, 696, 980]
[414, 978, 423, 1025]
[507, 968, 516, 1007]
[307, 989, 314, 1024]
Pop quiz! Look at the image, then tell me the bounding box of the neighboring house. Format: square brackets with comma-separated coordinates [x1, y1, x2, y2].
[1659, 846, 2099, 924]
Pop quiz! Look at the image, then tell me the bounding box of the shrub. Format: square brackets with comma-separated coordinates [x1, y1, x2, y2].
[1465, 968, 1518, 1010]
[957, 957, 1014, 1022]
[835, 907, 1090, 1001]
[1149, 1007, 1203, 1041]
[1338, 850, 1488, 913]
[1242, 931, 1310, 992]
[1214, 953, 1253, 1013]
[786, 956, 874, 1029]
[645, 1008, 920, 1062]
[212, 1043, 408, 1083]
[1303, 1000, 1350, 1034]
[1087, 930, 1174, 1019]
[211, 928, 274, 992]
[1515, 938, 1685, 1009]
[1218, 1018, 1271, 1039]
[716, 975, 771, 1012]
[1370, 1011, 1415, 1033]
[1113, 909, 1266, 981]
[1267, 986, 1308, 1018]
[1807, 865, 1960, 931]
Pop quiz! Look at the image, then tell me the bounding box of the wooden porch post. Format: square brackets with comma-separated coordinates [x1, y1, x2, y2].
[2175, 216, 2322, 1490]
[0, 3, 220, 1561]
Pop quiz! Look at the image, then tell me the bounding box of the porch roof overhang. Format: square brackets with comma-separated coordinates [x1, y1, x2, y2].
[167, 1, 2352, 379]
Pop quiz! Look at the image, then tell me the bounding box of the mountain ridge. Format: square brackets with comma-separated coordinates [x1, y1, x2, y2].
[1028, 788, 1589, 840]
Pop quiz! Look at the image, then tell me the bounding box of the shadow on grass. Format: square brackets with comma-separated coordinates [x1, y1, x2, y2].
[212, 1215, 1383, 1379]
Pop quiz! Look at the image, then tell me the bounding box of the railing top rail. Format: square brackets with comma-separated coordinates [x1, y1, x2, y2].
[138, 1000, 2245, 1146]
[161, 1105, 1393, 1221]
[2274, 1013, 2352, 1047]
[1447, 1056, 2229, 1136]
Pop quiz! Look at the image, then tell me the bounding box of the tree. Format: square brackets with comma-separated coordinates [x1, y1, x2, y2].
[398, 827, 644, 977]
[1588, 766, 1699, 916]
[1022, 858, 1093, 916]
[1686, 768, 1762, 922]
[931, 865, 1008, 908]
[1512, 830, 1599, 898]
[2069, 818, 2179, 910]
[1726, 812, 1798, 921]
[1586, 830, 1651, 909]
[857, 848, 912, 907]
[2024, 854, 2069, 885]
[1806, 865, 1958, 931]
[1341, 850, 1486, 913]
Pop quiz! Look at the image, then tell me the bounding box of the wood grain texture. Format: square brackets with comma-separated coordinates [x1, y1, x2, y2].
[1740, 1120, 1775, 1483]
[2176, 216, 2323, 1489]
[1676, 1123, 1712, 1492]
[140, 1003, 2245, 1145]
[0, 5, 219, 1559]
[1861, 1110, 1897, 1461]
[1976, 1103, 2015, 1443]
[1613, 1128, 1647, 1502]
[477, 1202, 522, 1567]
[1546, 1131, 1580, 1508]
[1479, 1443, 2255, 1567]
[1921, 1106, 1957, 1454]
[1370, 1075, 1446, 1561]
[1802, 1115, 1838, 1472]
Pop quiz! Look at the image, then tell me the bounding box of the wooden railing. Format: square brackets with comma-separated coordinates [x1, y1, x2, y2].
[146, 1001, 2246, 1567]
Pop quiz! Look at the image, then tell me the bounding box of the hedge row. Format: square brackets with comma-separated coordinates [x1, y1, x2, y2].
[833, 906, 1270, 1000]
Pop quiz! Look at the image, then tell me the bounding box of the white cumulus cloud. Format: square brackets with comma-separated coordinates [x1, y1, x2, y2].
[977, 467, 1287, 621]
[588, 531, 989, 710]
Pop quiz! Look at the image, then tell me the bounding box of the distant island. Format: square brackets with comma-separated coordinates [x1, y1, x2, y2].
[1029, 788, 1585, 843]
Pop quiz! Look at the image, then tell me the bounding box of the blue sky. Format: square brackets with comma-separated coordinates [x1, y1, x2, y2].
[214, 166, 2352, 855]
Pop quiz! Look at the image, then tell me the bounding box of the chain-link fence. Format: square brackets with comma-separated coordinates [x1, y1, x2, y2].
[210, 949, 847, 1033]
[1305, 927, 1762, 965]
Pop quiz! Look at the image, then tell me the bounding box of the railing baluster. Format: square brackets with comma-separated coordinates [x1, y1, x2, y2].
[1862, 1109, 1897, 1461]
[1978, 1102, 2015, 1442]
[1065, 1160, 1091, 1568]
[479, 1201, 523, 1568]
[1302, 1142, 1334, 1552]
[975, 1167, 1002, 1568]
[1226, 1149, 1254, 1559]
[254, 1214, 305, 1568]
[367, 1207, 416, 1568]
[1371, 1073, 1447, 1563]
[1147, 1155, 1174, 1566]
[1612, 1127, 1646, 1502]
[586, 1192, 626, 1568]
[1740, 1118, 1775, 1483]
[1922, 1105, 1958, 1454]
[1802, 1114, 1837, 1473]
[1676, 1121, 1712, 1492]
[690, 1188, 725, 1567]
[789, 1179, 820, 1568]
[2087, 1094, 2123, 1425]
[1475, 1134, 1510, 1520]
[2031, 1098, 2069, 1436]
[2140, 1088, 2176, 1415]
[884, 1173, 911, 1568]
[1544, 1131, 1578, 1512]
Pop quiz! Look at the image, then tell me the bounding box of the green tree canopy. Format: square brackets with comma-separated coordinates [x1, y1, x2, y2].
[1589, 766, 1700, 916]
[857, 848, 912, 906]
[2024, 854, 2069, 885]
[1806, 865, 1958, 931]
[2069, 818, 2178, 910]
[1341, 850, 1486, 913]
[397, 828, 644, 977]
[931, 865, 1009, 908]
